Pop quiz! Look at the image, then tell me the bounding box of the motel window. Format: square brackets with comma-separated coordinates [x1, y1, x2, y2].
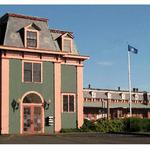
[62, 94, 75, 112]
[24, 62, 42, 83]
[26, 31, 37, 48]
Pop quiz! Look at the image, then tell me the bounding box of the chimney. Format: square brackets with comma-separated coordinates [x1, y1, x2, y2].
[88, 84, 91, 89]
[133, 88, 138, 92]
[133, 88, 136, 92]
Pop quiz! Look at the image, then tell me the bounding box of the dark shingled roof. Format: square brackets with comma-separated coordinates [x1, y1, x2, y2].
[0, 13, 48, 22]
[50, 29, 79, 54]
[50, 29, 73, 36]
[0, 13, 79, 54]
[83, 88, 150, 101]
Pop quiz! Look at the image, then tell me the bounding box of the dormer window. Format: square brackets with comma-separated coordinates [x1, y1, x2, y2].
[27, 31, 37, 48]
[63, 39, 72, 52]
[24, 23, 40, 48]
[121, 93, 125, 100]
[105, 92, 111, 99]
[89, 91, 96, 98]
[62, 33, 73, 52]
[135, 94, 139, 100]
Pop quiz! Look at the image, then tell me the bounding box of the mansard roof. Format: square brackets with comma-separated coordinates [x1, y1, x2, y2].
[0, 13, 80, 55]
[83, 88, 150, 101]
[50, 28, 79, 54]
[0, 13, 48, 23]
[0, 13, 56, 50]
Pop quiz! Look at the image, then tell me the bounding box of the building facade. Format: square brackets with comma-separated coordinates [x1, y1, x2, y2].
[0, 13, 89, 134]
[83, 87, 150, 121]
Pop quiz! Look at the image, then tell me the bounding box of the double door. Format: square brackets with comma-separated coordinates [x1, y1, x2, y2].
[23, 105, 43, 134]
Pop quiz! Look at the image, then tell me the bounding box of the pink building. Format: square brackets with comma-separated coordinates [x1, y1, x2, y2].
[0, 13, 89, 134]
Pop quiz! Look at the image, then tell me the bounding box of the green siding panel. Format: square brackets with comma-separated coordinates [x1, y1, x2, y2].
[61, 113, 77, 129]
[9, 59, 54, 134]
[61, 65, 77, 129]
[61, 64, 77, 93]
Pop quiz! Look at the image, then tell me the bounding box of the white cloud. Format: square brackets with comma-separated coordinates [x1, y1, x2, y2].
[97, 61, 113, 66]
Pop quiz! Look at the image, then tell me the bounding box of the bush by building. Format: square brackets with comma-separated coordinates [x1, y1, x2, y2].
[60, 118, 150, 133]
[80, 119, 125, 133]
[123, 117, 150, 132]
[80, 118, 150, 133]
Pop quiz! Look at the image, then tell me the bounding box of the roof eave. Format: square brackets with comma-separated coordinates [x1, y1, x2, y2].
[63, 54, 90, 60]
[0, 45, 90, 61]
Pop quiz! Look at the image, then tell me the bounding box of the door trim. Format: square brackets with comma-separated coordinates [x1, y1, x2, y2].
[21, 104, 44, 134]
[20, 91, 44, 134]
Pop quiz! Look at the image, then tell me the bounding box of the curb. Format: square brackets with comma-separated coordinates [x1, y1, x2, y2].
[1, 132, 150, 137]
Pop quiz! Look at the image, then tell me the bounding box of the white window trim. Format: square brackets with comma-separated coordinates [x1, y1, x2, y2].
[61, 33, 73, 52]
[24, 26, 39, 48]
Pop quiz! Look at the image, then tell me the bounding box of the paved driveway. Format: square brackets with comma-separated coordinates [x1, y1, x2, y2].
[0, 133, 150, 144]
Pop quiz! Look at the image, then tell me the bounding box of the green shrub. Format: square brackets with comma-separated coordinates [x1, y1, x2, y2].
[61, 118, 150, 133]
[127, 118, 142, 132]
[141, 118, 150, 132]
[81, 119, 125, 133]
[80, 119, 96, 132]
[108, 119, 125, 132]
[95, 120, 110, 132]
[80, 118, 150, 133]
[122, 117, 150, 132]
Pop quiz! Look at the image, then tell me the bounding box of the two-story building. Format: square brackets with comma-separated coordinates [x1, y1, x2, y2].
[83, 86, 150, 120]
[0, 13, 89, 134]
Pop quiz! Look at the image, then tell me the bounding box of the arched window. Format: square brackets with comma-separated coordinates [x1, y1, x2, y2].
[23, 93, 42, 103]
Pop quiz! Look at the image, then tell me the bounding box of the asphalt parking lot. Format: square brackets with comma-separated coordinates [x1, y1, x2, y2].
[0, 133, 150, 144]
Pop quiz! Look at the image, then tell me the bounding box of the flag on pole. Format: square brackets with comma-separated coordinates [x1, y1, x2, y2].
[128, 45, 138, 54]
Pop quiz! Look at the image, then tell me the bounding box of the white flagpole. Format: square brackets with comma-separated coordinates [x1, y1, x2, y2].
[128, 50, 132, 117]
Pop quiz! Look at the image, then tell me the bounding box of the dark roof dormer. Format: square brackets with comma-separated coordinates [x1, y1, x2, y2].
[50, 29, 79, 54]
[24, 23, 41, 48]
[61, 32, 73, 53]
[25, 23, 41, 31]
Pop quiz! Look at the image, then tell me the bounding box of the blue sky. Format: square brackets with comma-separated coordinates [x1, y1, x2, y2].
[1, 5, 150, 91]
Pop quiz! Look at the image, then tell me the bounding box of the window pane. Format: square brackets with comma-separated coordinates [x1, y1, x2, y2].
[27, 31, 37, 39]
[23, 93, 42, 103]
[27, 31, 37, 47]
[63, 95, 68, 112]
[33, 63, 41, 82]
[34, 107, 41, 131]
[69, 95, 74, 112]
[63, 39, 71, 52]
[24, 62, 32, 82]
[27, 39, 37, 47]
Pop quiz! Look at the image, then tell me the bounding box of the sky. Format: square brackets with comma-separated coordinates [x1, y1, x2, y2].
[1, 5, 150, 91]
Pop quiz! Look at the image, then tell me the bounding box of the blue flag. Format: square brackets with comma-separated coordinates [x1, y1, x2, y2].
[128, 45, 138, 54]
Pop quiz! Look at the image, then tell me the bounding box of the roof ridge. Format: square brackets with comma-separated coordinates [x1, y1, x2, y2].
[49, 28, 73, 35]
[83, 87, 148, 93]
[0, 12, 48, 22]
